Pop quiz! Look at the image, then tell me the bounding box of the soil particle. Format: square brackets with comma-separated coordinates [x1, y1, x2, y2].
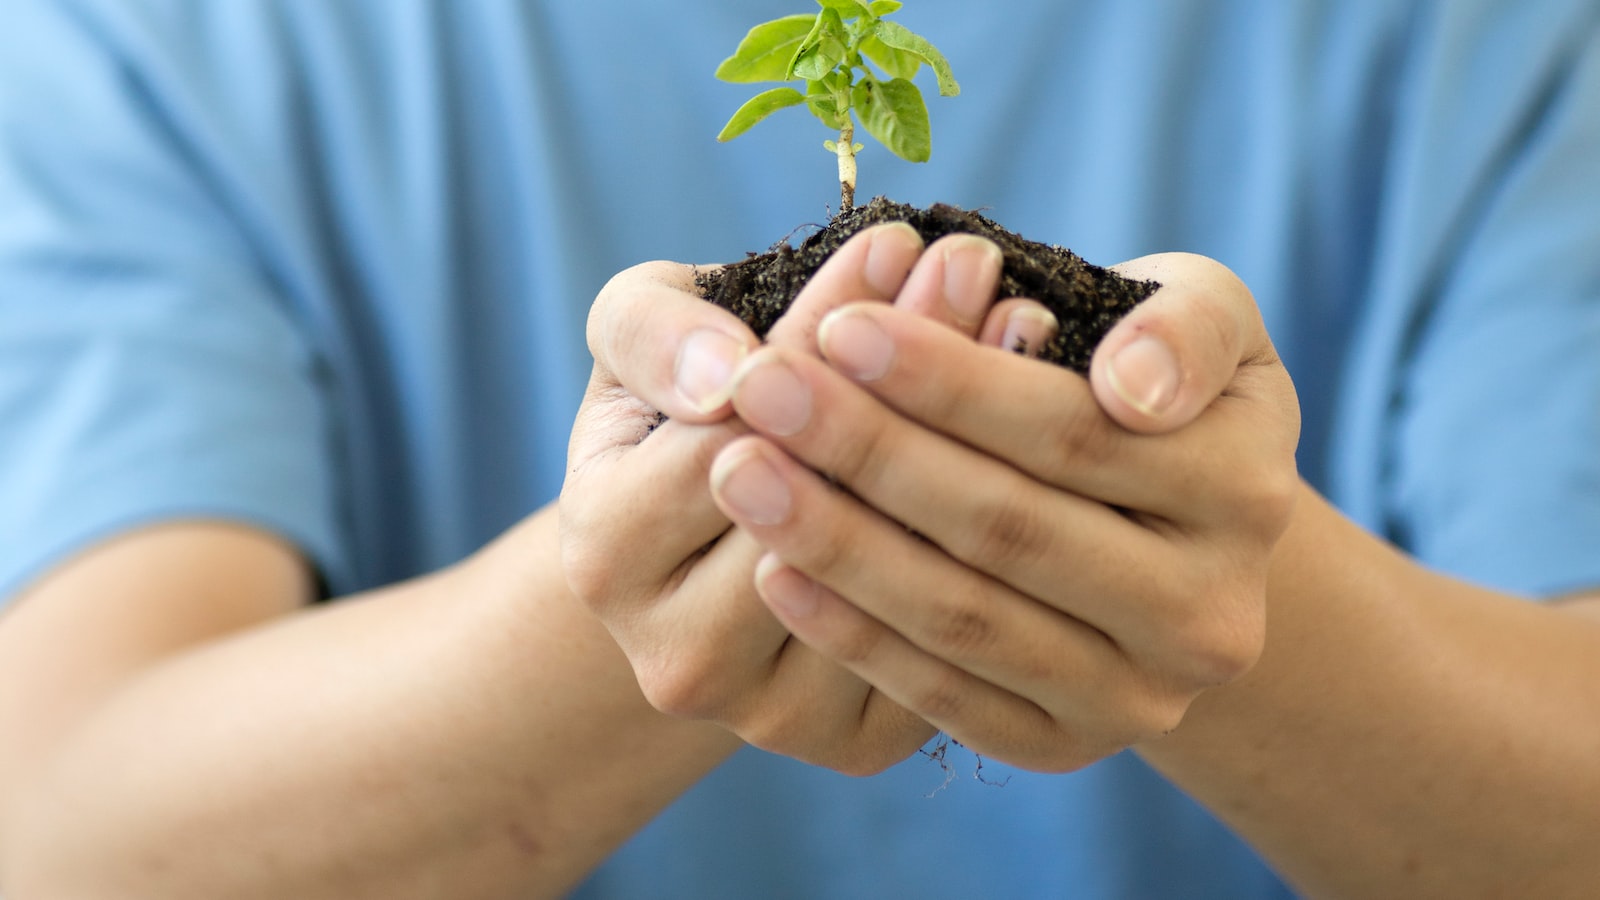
[696, 197, 1159, 373]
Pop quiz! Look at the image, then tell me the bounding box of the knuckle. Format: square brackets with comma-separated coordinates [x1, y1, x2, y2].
[931, 366, 987, 424]
[1104, 677, 1195, 747]
[1013, 649, 1062, 687]
[634, 654, 727, 720]
[590, 261, 703, 371]
[922, 596, 999, 662]
[1042, 399, 1118, 472]
[588, 268, 648, 357]
[558, 533, 619, 609]
[1244, 463, 1300, 541]
[788, 520, 858, 585]
[1178, 618, 1264, 687]
[585, 284, 617, 356]
[827, 412, 898, 495]
[908, 667, 969, 722]
[960, 486, 1055, 568]
[829, 619, 888, 666]
[1205, 446, 1298, 544]
[1137, 694, 1194, 743]
[1164, 579, 1267, 687]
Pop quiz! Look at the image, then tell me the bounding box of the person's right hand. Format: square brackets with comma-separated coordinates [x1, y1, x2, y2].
[708, 252, 1299, 775]
[560, 224, 1043, 771]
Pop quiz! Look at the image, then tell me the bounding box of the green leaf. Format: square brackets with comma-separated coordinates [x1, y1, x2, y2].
[816, 0, 872, 19]
[868, 0, 904, 14]
[715, 15, 818, 83]
[871, 20, 960, 96]
[792, 37, 849, 81]
[860, 34, 920, 80]
[805, 78, 847, 128]
[853, 78, 931, 162]
[787, 7, 848, 81]
[717, 87, 808, 141]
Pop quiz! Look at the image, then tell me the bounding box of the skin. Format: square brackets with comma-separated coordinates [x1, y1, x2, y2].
[0, 224, 1031, 898]
[0, 515, 738, 899]
[3, 226, 1596, 897]
[563, 225, 1044, 769]
[572, 232, 1600, 897]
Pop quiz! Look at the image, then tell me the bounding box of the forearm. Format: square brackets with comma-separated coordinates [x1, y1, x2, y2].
[1140, 484, 1600, 898]
[1, 508, 738, 899]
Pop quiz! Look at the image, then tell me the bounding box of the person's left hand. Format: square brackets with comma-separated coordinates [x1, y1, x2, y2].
[562, 225, 1065, 773]
[709, 252, 1301, 772]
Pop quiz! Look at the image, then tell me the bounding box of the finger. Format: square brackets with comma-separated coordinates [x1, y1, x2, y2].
[764, 222, 925, 349]
[709, 435, 1125, 696]
[813, 304, 1185, 511]
[712, 442, 1138, 770]
[560, 416, 748, 613]
[888, 233, 1003, 337]
[978, 298, 1059, 356]
[720, 347, 1196, 639]
[753, 557, 1148, 773]
[753, 555, 1061, 767]
[728, 578, 936, 775]
[618, 524, 787, 708]
[1093, 253, 1275, 435]
[732, 340, 1282, 689]
[587, 261, 758, 421]
[815, 304, 1295, 530]
[627, 519, 934, 775]
[571, 223, 924, 568]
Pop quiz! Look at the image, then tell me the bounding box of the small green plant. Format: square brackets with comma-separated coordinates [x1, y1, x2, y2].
[715, 0, 960, 212]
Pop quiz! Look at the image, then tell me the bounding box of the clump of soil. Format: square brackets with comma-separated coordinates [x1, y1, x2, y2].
[696, 197, 1158, 373]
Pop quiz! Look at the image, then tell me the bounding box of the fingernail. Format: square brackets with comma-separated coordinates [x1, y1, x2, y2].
[1001, 307, 1058, 357]
[712, 447, 792, 526]
[944, 236, 1003, 325]
[864, 223, 924, 296]
[818, 308, 895, 381]
[675, 329, 747, 413]
[1107, 335, 1180, 416]
[733, 355, 812, 436]
[756, 554, 820, 618]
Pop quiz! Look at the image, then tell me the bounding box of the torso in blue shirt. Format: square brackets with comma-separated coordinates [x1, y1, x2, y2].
[2, 1, 1598, 897]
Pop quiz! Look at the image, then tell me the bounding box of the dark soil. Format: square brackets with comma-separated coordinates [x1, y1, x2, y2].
[696, 197, 1159, 374]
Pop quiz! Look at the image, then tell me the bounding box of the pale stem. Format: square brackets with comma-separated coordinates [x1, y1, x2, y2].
[836, 118, 857, 212]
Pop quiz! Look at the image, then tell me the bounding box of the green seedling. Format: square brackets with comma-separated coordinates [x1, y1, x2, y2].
[716, 0, 960, 211]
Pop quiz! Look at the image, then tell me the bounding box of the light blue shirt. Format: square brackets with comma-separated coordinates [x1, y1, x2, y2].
[3, 1, 1598, 897]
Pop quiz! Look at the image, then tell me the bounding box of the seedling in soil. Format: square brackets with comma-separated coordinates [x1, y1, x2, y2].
[715, 0, 960, 212]
[702, 6, 1162, 787]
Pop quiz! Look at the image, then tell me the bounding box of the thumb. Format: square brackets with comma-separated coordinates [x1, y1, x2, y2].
[765, 222, 926, 348]
[1090, 253, 1273, 435]
[587, 260, 760, 423]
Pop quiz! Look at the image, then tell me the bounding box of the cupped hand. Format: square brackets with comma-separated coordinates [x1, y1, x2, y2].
[711, 252, 1301, 773]
[561, 225, 1045, 772]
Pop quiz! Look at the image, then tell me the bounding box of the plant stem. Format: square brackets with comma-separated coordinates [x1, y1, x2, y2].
[835, 118, 857, 212]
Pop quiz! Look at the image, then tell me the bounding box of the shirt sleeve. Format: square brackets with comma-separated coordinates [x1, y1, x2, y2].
[1382, 6, 1600, 598]
[0, 1, 347, 604]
